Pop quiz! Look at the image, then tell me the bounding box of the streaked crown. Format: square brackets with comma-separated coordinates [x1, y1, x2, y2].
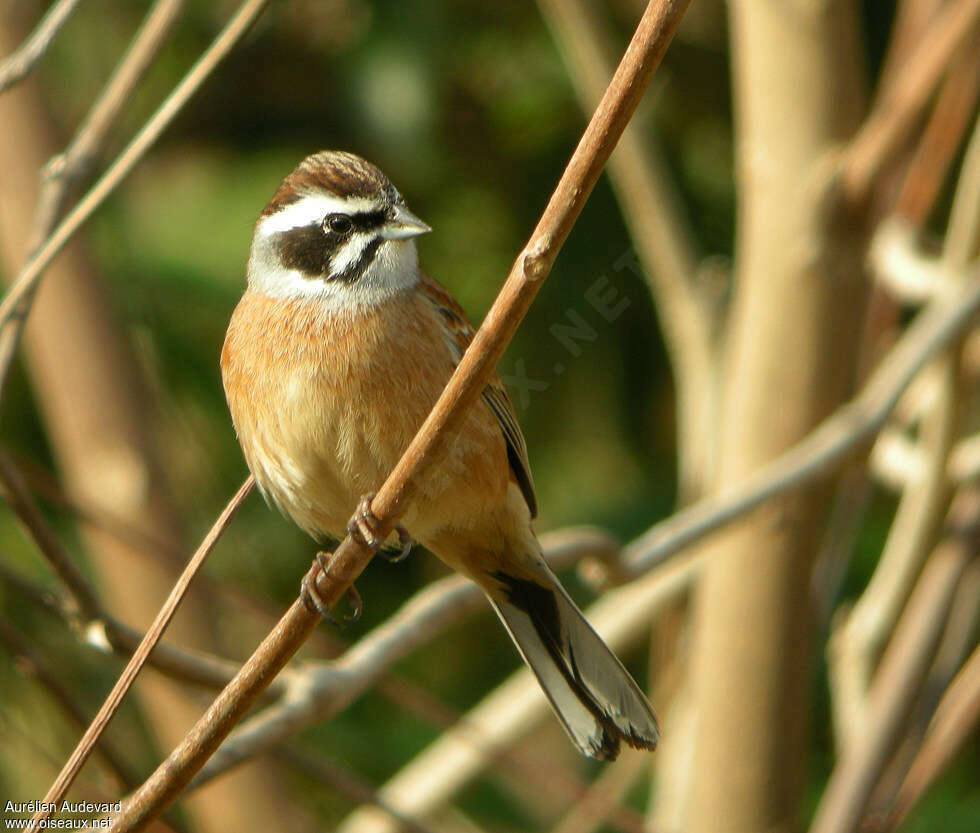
[247, 151, 430, 304]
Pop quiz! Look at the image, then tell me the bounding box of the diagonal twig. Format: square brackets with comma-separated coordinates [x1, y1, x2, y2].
[809, 486, 980, 833]
[29, 476, 254, 832]
[0, 0, 86, 93]
[107, 3, 691, 830]
[840, 0, 980, 205]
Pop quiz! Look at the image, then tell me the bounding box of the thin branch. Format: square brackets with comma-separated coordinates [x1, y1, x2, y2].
[894, 51, 980, 226]
[30, 477, 254, 832]
[809, 487, 980, 833]
[839, 0, 980, 205]
[620, 261, 980, 577]
[829, 343, 959, 744]
[0, 0, 86, 93]
[886, 640, 980, 829]
[108, 4, 691, 830]
[0, 0, 186, 402]
[0, 0, 271, 381]
[945, 113, 980, 265]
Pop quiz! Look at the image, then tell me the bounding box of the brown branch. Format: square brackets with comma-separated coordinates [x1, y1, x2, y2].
[893, 50, 980, 226]
[0, 0, 86, 93]
[0, 0, 271, 371]
[885, 639, 980, 829]
[830, 109, 980, 747]
[840, 0, 980, 205]
[808, 487, 980, 833]
[0, 0, 186, 402]
[107, 3, 690, 830]
[29, 477, 254, 832]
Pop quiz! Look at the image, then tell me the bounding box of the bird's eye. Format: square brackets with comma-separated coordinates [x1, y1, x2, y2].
[325, 214, 353, 234]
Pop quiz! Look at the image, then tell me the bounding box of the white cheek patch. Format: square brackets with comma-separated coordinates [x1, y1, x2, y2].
[330, 232, 374, 276]
[258, 194, 380, 236]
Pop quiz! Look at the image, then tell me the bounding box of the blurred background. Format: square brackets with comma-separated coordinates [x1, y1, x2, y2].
[0, 1, 977, 832]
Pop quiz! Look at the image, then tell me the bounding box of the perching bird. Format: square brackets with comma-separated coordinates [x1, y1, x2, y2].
[220, 150, 659, 760]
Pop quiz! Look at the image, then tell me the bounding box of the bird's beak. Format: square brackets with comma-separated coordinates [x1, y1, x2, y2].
[381, 205, 432, 240]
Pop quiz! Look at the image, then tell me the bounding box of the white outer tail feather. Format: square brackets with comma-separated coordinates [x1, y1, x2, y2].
[485, 562, 659, 760]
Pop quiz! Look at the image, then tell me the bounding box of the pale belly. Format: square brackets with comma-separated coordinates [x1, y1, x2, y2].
[221, 289, 510, 544]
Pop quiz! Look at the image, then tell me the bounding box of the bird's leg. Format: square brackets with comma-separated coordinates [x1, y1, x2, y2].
[349, 492, 415, 563]
[300, 549, 362, 625]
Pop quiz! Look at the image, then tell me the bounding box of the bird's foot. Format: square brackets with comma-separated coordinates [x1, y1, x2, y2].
[300, 549, 362, 626]
[348, 492, 415, 563]
[348, 492, 382, 551]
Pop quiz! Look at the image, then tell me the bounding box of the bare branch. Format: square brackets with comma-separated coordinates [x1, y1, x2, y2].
[809, 486, 980, 833]
[30, 477, 254, 831]
[0, 0, 86, 93]
[831, 110, 980, 742]
[107, 5, 691, 829]
[893, 52, 980, 226]
[869, 219, 949, 305]
[840, 0, 980, 205]
[886, 640, 980, 829]
[0, 0, 272, 377]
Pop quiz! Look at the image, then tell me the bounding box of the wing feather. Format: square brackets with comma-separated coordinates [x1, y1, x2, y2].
[417, 273, 538, 518]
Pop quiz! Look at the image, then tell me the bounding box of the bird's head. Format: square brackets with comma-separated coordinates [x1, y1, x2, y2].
[247, 150, 431, 305]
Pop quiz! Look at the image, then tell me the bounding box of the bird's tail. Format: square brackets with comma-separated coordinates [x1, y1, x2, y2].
[482, 557, 659, 760]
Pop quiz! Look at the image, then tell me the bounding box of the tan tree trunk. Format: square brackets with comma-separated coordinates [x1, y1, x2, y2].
[0, 20, 291, 832]
[685, 2, 867, 831]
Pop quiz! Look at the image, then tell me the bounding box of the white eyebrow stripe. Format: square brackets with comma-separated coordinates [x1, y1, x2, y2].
[258, 194, 381, 236]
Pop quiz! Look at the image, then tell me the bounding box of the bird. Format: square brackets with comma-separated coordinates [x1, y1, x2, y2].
[220, 150, 659, 760]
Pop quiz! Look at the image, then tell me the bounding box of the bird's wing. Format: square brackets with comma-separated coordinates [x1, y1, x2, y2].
[417, 272, 538, 518]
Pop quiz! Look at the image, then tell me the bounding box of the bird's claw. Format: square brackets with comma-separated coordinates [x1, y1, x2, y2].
[380, 525, 415, 563]
[300, 549, 362, 626]
[348, 492, 382, 551]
